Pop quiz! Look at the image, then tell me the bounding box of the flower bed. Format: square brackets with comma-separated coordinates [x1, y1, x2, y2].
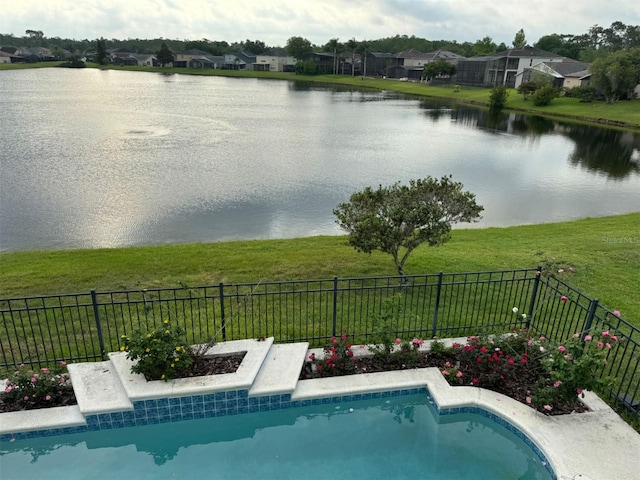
[300, 327, 619, 416]
[1, 362, 76, 413]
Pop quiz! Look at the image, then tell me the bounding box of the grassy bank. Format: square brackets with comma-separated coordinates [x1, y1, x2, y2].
[1, 213, 638, 326]
[2, 62, 639, 130]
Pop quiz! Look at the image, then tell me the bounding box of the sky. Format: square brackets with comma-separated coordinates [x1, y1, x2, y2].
[1, 0, 639, 48]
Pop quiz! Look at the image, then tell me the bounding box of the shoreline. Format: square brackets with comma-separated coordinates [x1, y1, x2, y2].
[2, 62, 639, 131]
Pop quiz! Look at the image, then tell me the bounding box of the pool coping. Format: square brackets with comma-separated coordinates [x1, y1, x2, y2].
[2, 339, 639, 480]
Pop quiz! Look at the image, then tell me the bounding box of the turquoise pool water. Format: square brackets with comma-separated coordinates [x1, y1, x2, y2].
[0, 394, 552, 479]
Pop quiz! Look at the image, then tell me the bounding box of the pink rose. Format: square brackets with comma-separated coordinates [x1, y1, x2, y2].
[308, 353, 315, 360]
[584, 335, 592, 341]
[577, 388, 583, 395]
[23, 396, 29, 401]
[605, 343, 611, 349]
[543, 405, 552, 411]
[597, 342, 604, 348]
[526, 396, 532, 404]
[560, 296, 568, 302]
[553, 380, 562, 388]
[558, 346, 566, 352]
[573, 333, 580, 338]
[602, 331, 610, 338]
[456, 371, 463, 378]
[395, 338, 402, 345]
[613, 310, 621, 317]
[442, 370, 449, 376]
[45, 395, 51, 401]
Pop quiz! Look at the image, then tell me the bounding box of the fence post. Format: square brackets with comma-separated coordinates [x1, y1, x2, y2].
[431, 272, 443, 338]
[90, 289, 107, 360]
[526, 266, 542, 329]
[331, 277, 338, 337]
[581, 298, 599, 342]
[219, 282, 226, 342]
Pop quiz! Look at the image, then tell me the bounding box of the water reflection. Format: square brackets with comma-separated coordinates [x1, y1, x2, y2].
[419, 99, 640, 179]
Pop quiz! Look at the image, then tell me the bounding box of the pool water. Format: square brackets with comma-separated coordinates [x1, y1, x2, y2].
[0, 394, 552, 479]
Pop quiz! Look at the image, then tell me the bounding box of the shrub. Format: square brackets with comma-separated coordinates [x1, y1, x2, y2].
[564, 85, 597, 103]
[517, 81, 539, 101]
[531, 85, 559, 106]
[489, 85, 509, 112]
[2, 361, 74, 410]
[294, 60, 318, 75]
[311, 333, 356, 375]
[121, 319, 194, 381]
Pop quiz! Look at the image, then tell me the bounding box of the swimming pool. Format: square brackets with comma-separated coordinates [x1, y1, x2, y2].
[0, 393, 553, 480]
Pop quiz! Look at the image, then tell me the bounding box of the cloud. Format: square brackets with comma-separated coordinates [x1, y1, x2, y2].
[1, 0, 638, 47]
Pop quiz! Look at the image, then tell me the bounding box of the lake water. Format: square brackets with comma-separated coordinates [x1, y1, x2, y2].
[1, 68, 639, 252]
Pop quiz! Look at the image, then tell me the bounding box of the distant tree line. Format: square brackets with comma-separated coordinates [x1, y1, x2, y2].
[1, 21, 637, 60]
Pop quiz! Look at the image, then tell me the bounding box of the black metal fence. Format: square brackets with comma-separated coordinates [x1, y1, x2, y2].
[1, 267, 638, 414]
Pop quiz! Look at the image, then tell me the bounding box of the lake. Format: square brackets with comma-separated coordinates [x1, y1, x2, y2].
[1, 68, 639, 252]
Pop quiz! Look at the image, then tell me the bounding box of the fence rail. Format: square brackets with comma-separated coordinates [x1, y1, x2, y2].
[1, 268, 638, 415]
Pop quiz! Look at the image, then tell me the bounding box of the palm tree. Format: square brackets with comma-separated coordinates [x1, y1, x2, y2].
[326, 38, 339, 74]
[357, 40, 370, 78]
[347, 38, 357, 76]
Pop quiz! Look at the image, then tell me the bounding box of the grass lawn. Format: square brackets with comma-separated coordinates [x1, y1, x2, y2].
[1, 213, 638, 327]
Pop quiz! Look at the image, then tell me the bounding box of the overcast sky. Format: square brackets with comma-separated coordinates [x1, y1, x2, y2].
[2, 1, 639, 47]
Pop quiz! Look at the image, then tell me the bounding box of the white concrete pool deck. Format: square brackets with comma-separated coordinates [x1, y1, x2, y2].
[2, 338, 639, 480]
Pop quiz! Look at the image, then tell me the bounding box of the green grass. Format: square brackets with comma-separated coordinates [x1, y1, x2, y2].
[3, 63, 639, 130]
[2, 213, 639, 326]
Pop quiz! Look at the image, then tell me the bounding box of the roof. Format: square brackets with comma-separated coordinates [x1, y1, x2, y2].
[368, 52, 395, 58]
[543, 61, 590, 76]
[259, 49, 289, 57]
[494, 45, 564, 59]
[466, 46, 565, 62]
[180, 48, 211, 56]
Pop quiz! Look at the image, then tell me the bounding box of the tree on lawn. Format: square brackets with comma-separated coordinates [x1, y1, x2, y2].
[423, 58, 457, 81]
[95, 37, 108, 65]
[333, 176, 483, 277]
[156, 42, 174, 67]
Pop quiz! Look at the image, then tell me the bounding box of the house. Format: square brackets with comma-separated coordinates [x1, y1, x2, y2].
[363, 52, 396, 77]
[174, 49, 222, 69]
[389, 50, 465, 80]
[223, 52, 256, 70]
[188, 55, 223, 69]
[303, 51, 361, 75]
[0, 51, 12, 64]
[254, 49, 296, 72]
[110, 52, 157, 67]
[517, 61, 591, 89]
[456, 46, 566, 88]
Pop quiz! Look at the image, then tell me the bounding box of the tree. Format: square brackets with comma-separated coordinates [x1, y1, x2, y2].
[489, 85, 509, 112]
[333, 176, 483, 277]
[347, 38, 358, 76]
[513, 29, 526, 49]
[356, 40, 370, 77]
[473, 36, 497, 56]
[95, 37, 108, 65]
[156, 42, 174, 67]
[243, 39, 267, 54]
[423, 58, 457, 81]
[590, 47, 640, 102]
[285, 36, 312, 61]
[324, 38, 341, 74]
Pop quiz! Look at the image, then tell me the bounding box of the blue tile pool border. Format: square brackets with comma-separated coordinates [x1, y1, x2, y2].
[0, 386, 556, 478]
[424, 390, 555, 479]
